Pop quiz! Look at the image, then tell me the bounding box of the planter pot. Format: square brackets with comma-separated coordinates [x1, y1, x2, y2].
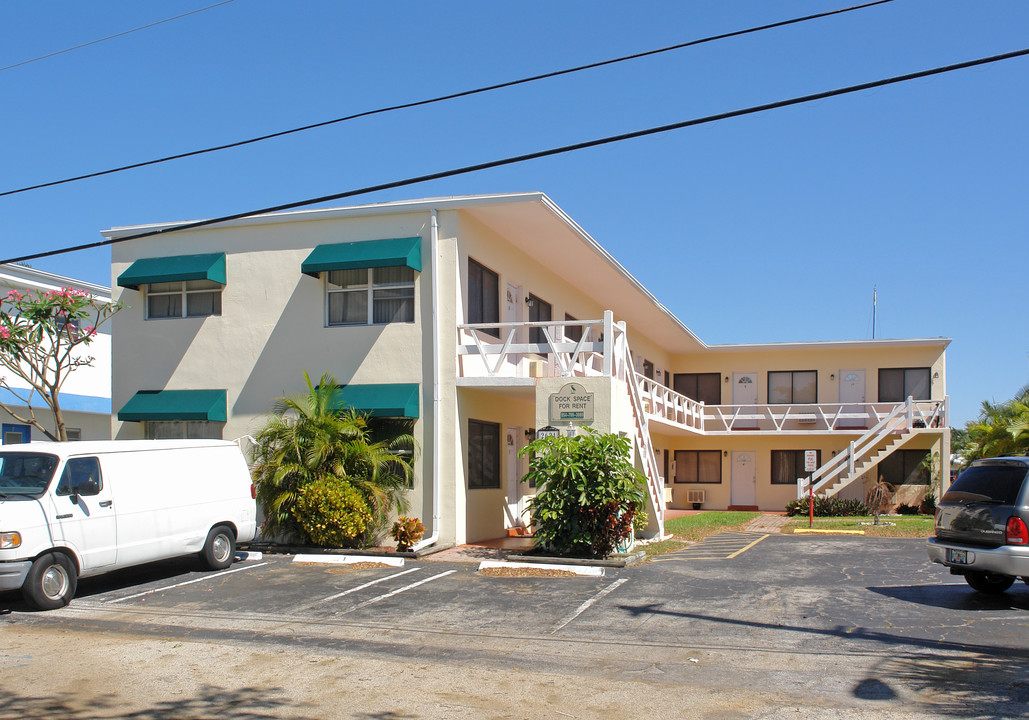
[692, 502, 702, 510]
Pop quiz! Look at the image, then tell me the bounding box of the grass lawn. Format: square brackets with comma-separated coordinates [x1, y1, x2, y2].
[641, 511, 761, 557]
[783, 514, 936, 538]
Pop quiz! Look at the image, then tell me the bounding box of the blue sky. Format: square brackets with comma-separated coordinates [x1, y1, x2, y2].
[1, 0, 1026, 426]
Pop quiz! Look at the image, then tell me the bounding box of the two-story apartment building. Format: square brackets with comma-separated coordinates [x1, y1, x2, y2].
[0, 265, 112, 443]
[105, 193, 949, 545]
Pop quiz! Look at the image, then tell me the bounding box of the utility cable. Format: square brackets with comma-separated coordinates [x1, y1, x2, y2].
[3, 44, 1025, 266]
[0, 1, 236, 73]
[0, 0, 894, 198]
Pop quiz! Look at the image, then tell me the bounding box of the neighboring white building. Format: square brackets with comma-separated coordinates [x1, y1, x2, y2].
[0, 265, 112, 443]
[105, 193, 949, 545]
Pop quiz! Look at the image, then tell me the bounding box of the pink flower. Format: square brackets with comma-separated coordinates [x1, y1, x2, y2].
[0, 327, 9, 339]
[84, 326, 96, 336]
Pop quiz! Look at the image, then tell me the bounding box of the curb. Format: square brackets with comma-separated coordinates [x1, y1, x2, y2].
[293, 554, 405, 567]
[506, 550, 646, 568]
[478, 560, 604, 577]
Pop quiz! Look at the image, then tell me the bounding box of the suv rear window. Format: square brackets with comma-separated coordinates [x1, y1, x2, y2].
[942, 464, 1028, 505]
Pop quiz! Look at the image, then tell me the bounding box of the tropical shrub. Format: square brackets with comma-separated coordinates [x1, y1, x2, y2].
[519, 429, 646, 558]
[293, 478, 373, 547]
[251, 371, 415, 543]
[895, 503, 921, 515]
[390, 516, 425, 552]
[785, 496, 869, 517]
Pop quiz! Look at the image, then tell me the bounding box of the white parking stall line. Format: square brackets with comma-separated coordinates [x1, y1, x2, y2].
[310, 567, 421, 607]
[103, 562, 270, 604]
[549, 578, 628, 634]
[335, 569, 457, 616]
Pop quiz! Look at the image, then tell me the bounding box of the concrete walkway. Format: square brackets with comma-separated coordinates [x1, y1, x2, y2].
[743, 513, 792, 533]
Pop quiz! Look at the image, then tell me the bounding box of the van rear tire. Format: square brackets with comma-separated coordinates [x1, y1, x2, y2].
[965, 571, 1015, 594]
[22, 552, 77, 610]
[201, 525, 236, 570]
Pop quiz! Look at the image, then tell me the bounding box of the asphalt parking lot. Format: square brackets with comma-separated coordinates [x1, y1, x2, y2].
[2, 534, 1027, 719]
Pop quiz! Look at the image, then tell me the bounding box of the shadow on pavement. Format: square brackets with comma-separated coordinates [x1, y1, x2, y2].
[0, 685, 316, 720]
[866, 582, 1029, 610]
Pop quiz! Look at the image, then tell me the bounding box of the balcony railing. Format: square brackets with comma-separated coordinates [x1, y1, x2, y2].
[458, 311, 626, 380]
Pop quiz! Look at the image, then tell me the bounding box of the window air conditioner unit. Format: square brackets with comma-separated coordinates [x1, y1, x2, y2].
[686, 490, 706, 504]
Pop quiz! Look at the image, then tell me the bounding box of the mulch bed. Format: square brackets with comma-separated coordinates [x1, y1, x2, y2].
[479, 567, 582, 578]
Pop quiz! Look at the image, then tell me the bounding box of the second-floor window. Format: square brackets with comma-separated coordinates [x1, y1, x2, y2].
[147, 280, 222, 319]
[528, 293, 552, 345]
[878, 368, 930, 402]
[327, 267, 414, 325]
[768, 370, 817, 404]
[467, 258, 499, 338]
[674, 373, 721, 405]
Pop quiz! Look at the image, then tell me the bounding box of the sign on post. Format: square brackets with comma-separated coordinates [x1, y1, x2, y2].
[804, 450, 818, 473]
[548, 383, 595, 424]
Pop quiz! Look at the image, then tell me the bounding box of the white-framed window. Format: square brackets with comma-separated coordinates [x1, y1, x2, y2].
[327, 267, 414, 326]
[145, 420, 223, 440]
[146, 280, 222, 319]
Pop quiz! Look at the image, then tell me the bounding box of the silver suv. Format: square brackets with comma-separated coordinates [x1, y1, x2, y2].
[927, 456, 1029, 594]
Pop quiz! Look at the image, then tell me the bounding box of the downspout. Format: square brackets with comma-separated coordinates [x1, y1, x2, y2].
[412, 209, 441, 551]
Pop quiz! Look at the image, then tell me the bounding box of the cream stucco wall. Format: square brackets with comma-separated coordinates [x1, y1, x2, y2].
[107, 195, 953, 545]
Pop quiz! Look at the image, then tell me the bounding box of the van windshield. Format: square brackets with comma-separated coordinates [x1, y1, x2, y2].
[0, 453, 60, 496]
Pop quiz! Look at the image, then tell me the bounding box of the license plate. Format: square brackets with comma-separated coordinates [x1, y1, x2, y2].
[947, 548, 973, 564]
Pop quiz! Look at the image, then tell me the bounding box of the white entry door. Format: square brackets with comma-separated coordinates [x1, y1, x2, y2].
[839, 369, 866, 428]
[505, 427, 529, 528]
[504, 284, 523, 370]
[731, 451, 757, 507]
[733, 372, 759, 429]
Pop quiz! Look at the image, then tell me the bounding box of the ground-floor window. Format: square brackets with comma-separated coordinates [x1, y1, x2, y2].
[771, 450, 821, 484]
[468, 419, 500, 489]
[674, 450, 721, 484]
[878, 449, 930, 486]
[146, 420, 223, 440]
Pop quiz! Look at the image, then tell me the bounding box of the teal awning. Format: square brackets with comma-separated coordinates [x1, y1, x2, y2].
[301, 237, 421, 277]
[332, 384, 419, 419]
[117, 253, 226, 290]
[118, 389, 227, 422]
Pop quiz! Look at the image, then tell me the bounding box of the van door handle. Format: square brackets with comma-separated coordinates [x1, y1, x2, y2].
[56, 514, 72, 519]
[99, 500, 113, 508]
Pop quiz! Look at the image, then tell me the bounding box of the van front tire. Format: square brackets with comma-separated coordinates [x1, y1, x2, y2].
[22, 552, 77, 610]
[201, 525, 236, 570]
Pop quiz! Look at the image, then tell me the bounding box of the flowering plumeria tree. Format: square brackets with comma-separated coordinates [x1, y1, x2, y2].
[0, 286, 123, 441]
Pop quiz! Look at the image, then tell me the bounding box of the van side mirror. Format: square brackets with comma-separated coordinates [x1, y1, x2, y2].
[72, 476, 101, 497]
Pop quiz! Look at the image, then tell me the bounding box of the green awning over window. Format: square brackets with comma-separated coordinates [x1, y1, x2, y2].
[118, 389, 227, 422]
[117, 253, 227, 290]
[301, 237, 421, 277]
[332, 384, 419, 419]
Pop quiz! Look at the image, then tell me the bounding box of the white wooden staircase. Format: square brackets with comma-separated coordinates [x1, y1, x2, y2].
[797, 398, 931, 499]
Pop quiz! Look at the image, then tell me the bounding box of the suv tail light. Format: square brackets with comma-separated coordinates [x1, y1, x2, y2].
[1006, 517, 1029, 545]
[250, 483, 257, 500]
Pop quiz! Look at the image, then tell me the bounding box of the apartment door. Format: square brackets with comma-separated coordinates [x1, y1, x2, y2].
[731, 451, 757, 507]
[733, 372, 759, 429]
[504, 284, 523, 367]
[839, 369, 866, 428]
[505, 427, 529, 529]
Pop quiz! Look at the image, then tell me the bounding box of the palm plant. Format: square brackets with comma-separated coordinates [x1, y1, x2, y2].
[866, 474, 895, 526]
[251, 371, 415, 542]
[961, 385, 1029, 461]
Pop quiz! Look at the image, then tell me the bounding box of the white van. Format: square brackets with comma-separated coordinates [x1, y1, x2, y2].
[0, 439, 257, 610]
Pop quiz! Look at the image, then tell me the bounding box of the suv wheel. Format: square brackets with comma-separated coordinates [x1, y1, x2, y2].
[964, 571, 1015, 595]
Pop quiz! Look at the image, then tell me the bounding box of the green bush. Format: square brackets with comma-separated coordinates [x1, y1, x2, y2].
[785, 496, 869, 517]
[519, 429, 646, 558]
[292, 477, 373, 547]
[895, 503, 921, 515]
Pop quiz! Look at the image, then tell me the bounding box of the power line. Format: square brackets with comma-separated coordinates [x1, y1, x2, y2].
[3, 45, 1026, 267]
[0, 0, 895, 199]
[0, 1, 236, 73]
